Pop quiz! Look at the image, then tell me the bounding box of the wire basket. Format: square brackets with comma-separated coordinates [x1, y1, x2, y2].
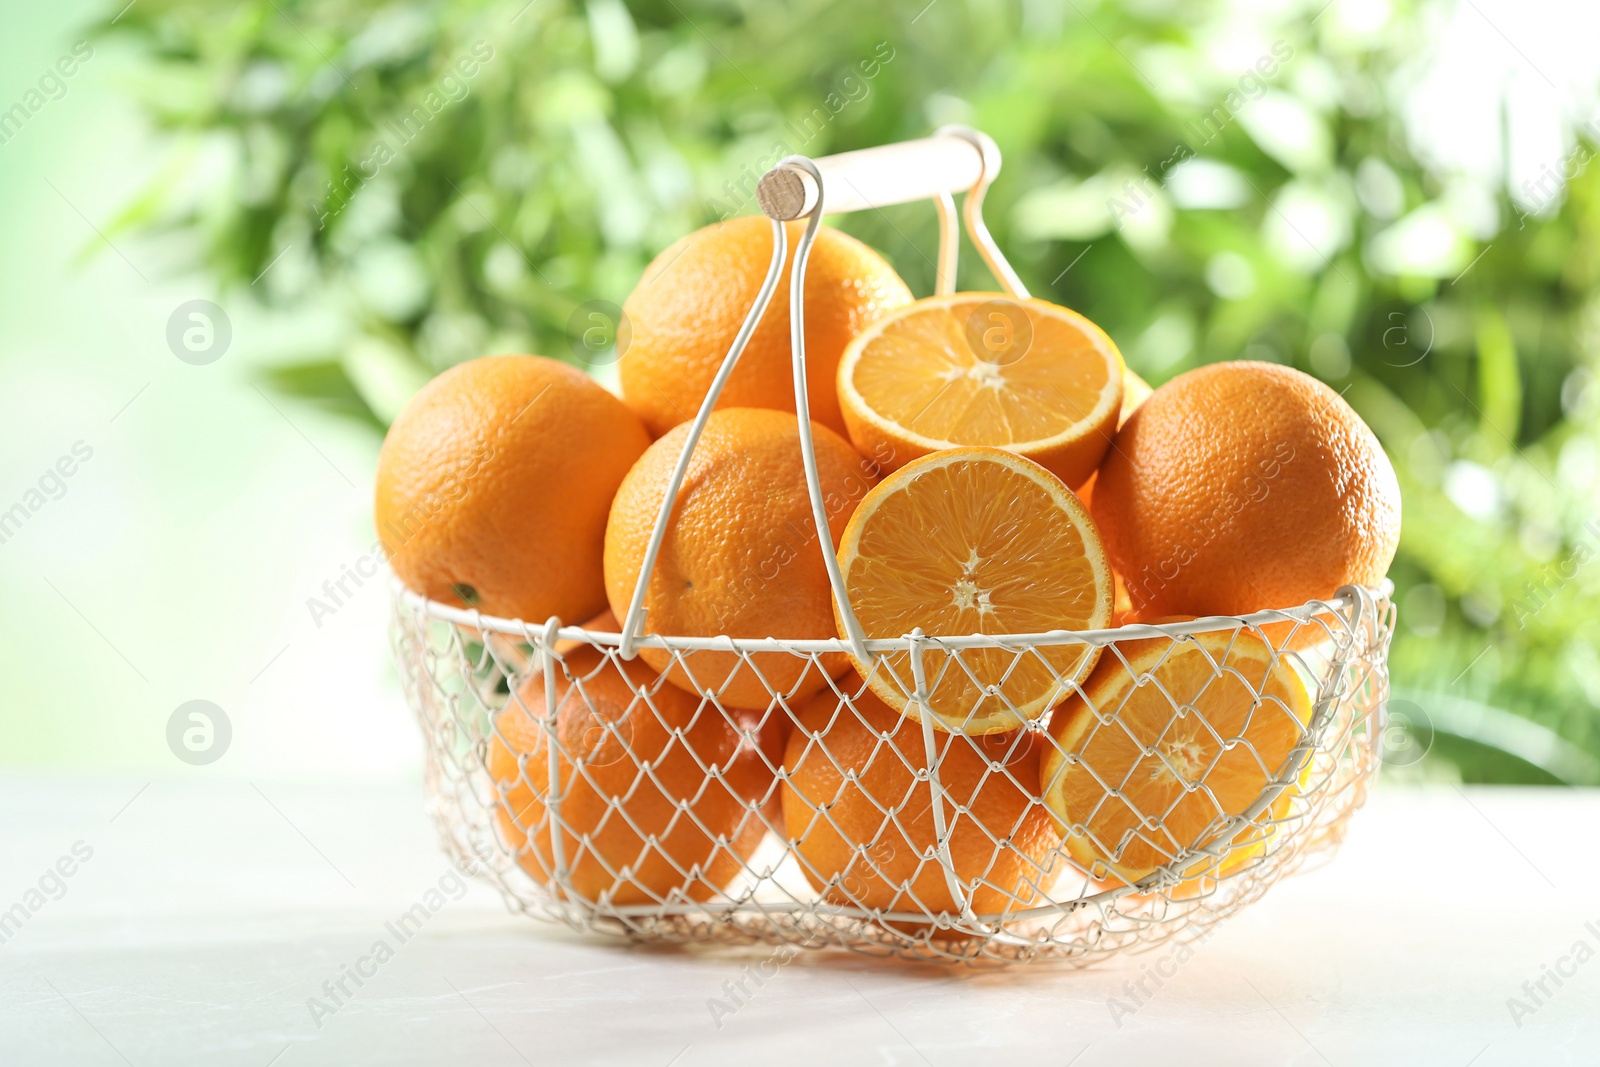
[390, 129, 1395, 965]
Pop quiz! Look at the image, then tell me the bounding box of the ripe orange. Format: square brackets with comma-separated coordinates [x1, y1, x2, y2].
[837, 294, 1124, 489]
[376, 355, 650, 623]
[1091, 361, 1401, 617]
[783, 687, 1062, 922]
[620, 217, 911, 438]
[835, 447, 1113, 734]
[487, 646, 772, 904]
[1040, 627, 1312, 886]
[603, 408, 879, 707]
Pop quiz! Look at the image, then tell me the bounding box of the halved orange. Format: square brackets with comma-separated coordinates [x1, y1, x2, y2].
[1040, 627, 1313, 886]
[836, 447, 1114, 734]
[838, 293, 1124, 489]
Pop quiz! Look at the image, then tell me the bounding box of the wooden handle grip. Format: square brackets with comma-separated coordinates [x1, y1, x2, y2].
[756, 131, 995, 221]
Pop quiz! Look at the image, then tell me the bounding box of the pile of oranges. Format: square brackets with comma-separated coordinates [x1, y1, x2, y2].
[376, 215, 1401, 920]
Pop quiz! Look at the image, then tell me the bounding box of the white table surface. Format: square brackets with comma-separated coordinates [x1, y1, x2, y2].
[1, 776, 1594, 1066]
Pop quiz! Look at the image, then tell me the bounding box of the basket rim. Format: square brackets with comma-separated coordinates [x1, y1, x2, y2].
[389, 571, 1392, 653]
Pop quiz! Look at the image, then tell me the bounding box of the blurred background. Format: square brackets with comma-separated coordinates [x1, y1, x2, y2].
[3, 0, 1597, 784]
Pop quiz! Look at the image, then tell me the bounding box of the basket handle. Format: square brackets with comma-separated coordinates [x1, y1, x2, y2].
[758, 127, 1028, 298]
[758, 132, 987, 220]
[618, 128, 1024, 665]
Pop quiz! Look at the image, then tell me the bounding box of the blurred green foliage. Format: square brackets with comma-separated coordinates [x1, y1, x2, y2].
[101, 0, 1600, 782]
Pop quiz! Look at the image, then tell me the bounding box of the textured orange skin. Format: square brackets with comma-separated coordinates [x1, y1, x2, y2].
[620, 217, 912, 438]
[782, 688, 1062, 921]
[1091, 361, 1401, 617]
[603, 408, 879, 707]
[375, 355, 650, 624]
[487, 647, 772, 904]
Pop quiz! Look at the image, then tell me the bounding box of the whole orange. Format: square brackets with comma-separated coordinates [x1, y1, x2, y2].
[782, 688, 1062, 922]
[375, 355, 649, 623]
[1091, 361, 1400, 616]
[487, 646, 772, 904]
[603, 408, 879, 707]
[619, 217, 912, 438]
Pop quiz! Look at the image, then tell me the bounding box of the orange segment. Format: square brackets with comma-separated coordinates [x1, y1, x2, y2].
[838, 294, 1124, 488]
[1040, 628, 1313, 886]
[836, 447, 1114, 734]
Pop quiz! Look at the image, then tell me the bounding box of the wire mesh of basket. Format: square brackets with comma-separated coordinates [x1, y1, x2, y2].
[390, 128, 1395, 964]
[394, 584, 1391, 964]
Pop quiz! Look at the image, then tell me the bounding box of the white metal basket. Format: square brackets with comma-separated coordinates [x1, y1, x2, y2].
[390, 128, 1395, 965]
